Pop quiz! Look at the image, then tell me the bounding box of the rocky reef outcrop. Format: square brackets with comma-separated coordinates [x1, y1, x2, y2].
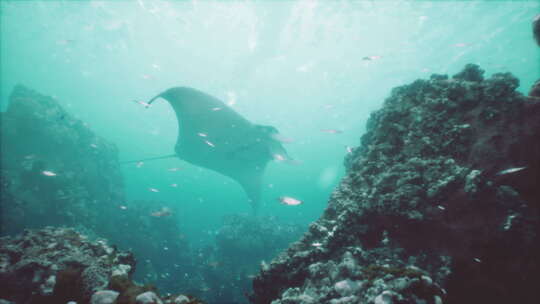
[0, 85, 124, 236]
[0, 227, 205, 304]
[250, 64, 540, 304]
[0, 227, 135, 304]
[185, 214, 304, 304]
[0, 86, 195, 297]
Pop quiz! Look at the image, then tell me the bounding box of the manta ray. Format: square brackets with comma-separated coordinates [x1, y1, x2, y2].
[145, 87, 289, 212]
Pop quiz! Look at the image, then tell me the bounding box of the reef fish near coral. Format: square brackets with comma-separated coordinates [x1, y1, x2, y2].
[146, 87, 289, 213]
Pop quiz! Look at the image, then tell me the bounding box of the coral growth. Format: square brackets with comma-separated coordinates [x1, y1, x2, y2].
[0, 227, 135, 304]
[250, 64, 540, 304]
[0, 85, 124, 235]
[0, 227, 204, 304]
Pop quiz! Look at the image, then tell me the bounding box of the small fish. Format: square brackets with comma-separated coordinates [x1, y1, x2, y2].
[226, 91, 237, 106]
[142, 74, 153, 80]
[320, 129, 343, 134]
[312, 242, 323, 247]
[151, 63, 160, 70]
[473, 258, 482, 263]
[278, 196, 303, 206]
[204, 140, 215, 147]
[149, 188, 159, 192]
[42, 170, 57, 176]
[211, 107, 222, 111]
[136, 161, 144, 168]
[133, 100, 151, 108]
[24, 154, 36, 159]
[56, 39, 74, 45]
[198, 132, 208, 137]
[346, 146, 353, 154]
[271, 134, 294, 143]
[362, 55, 382, 61]
[119, 205, 128, 210]
[452, 43, 468, 47]
[285, 159, 303, 166]
[90, 143, 98, 148]
[171, 183, 178, 187]
[168, 167, 182, 171]
[273, 154, 286, 161]
[151, 207, 171, 217]
[437, 205, 446, 210]
[496, 166, 526, 176]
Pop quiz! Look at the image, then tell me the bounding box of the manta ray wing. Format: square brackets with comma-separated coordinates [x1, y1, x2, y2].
[148, 87, 286, 212]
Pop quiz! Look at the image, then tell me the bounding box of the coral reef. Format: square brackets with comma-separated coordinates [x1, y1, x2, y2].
[0, 227, 204, 304]
[0, 227, 135, 304]
[529, 79, 540, 98]
[189, 214, 304, 304]
[107, 199, 193, 293]
[250, 64, 540, 304]
[216, 214, 304, 267]
[0, 86, 193, 297]
[0, 85, 124, 236]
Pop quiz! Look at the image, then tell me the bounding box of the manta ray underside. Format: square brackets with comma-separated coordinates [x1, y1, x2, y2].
[147, 87, 288, 213]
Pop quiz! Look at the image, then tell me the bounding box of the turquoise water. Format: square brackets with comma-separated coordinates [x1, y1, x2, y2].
[1, 0, 539, 301]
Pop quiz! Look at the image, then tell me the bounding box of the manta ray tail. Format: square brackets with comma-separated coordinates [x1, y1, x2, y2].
[120, 154, 177, 164]
[237, 172, 263, 215]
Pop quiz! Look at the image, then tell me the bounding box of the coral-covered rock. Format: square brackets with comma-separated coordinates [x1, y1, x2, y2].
[91, 290, 120, 304]
[0, 227, 135, 304]
[529, 79, 540, 98]
[173, 295, 190, 304]
[135, 291, 163, 304]
[250, 64, 540, 304]
[189, 214, 303, 303]
[0, 85, 124, 236]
